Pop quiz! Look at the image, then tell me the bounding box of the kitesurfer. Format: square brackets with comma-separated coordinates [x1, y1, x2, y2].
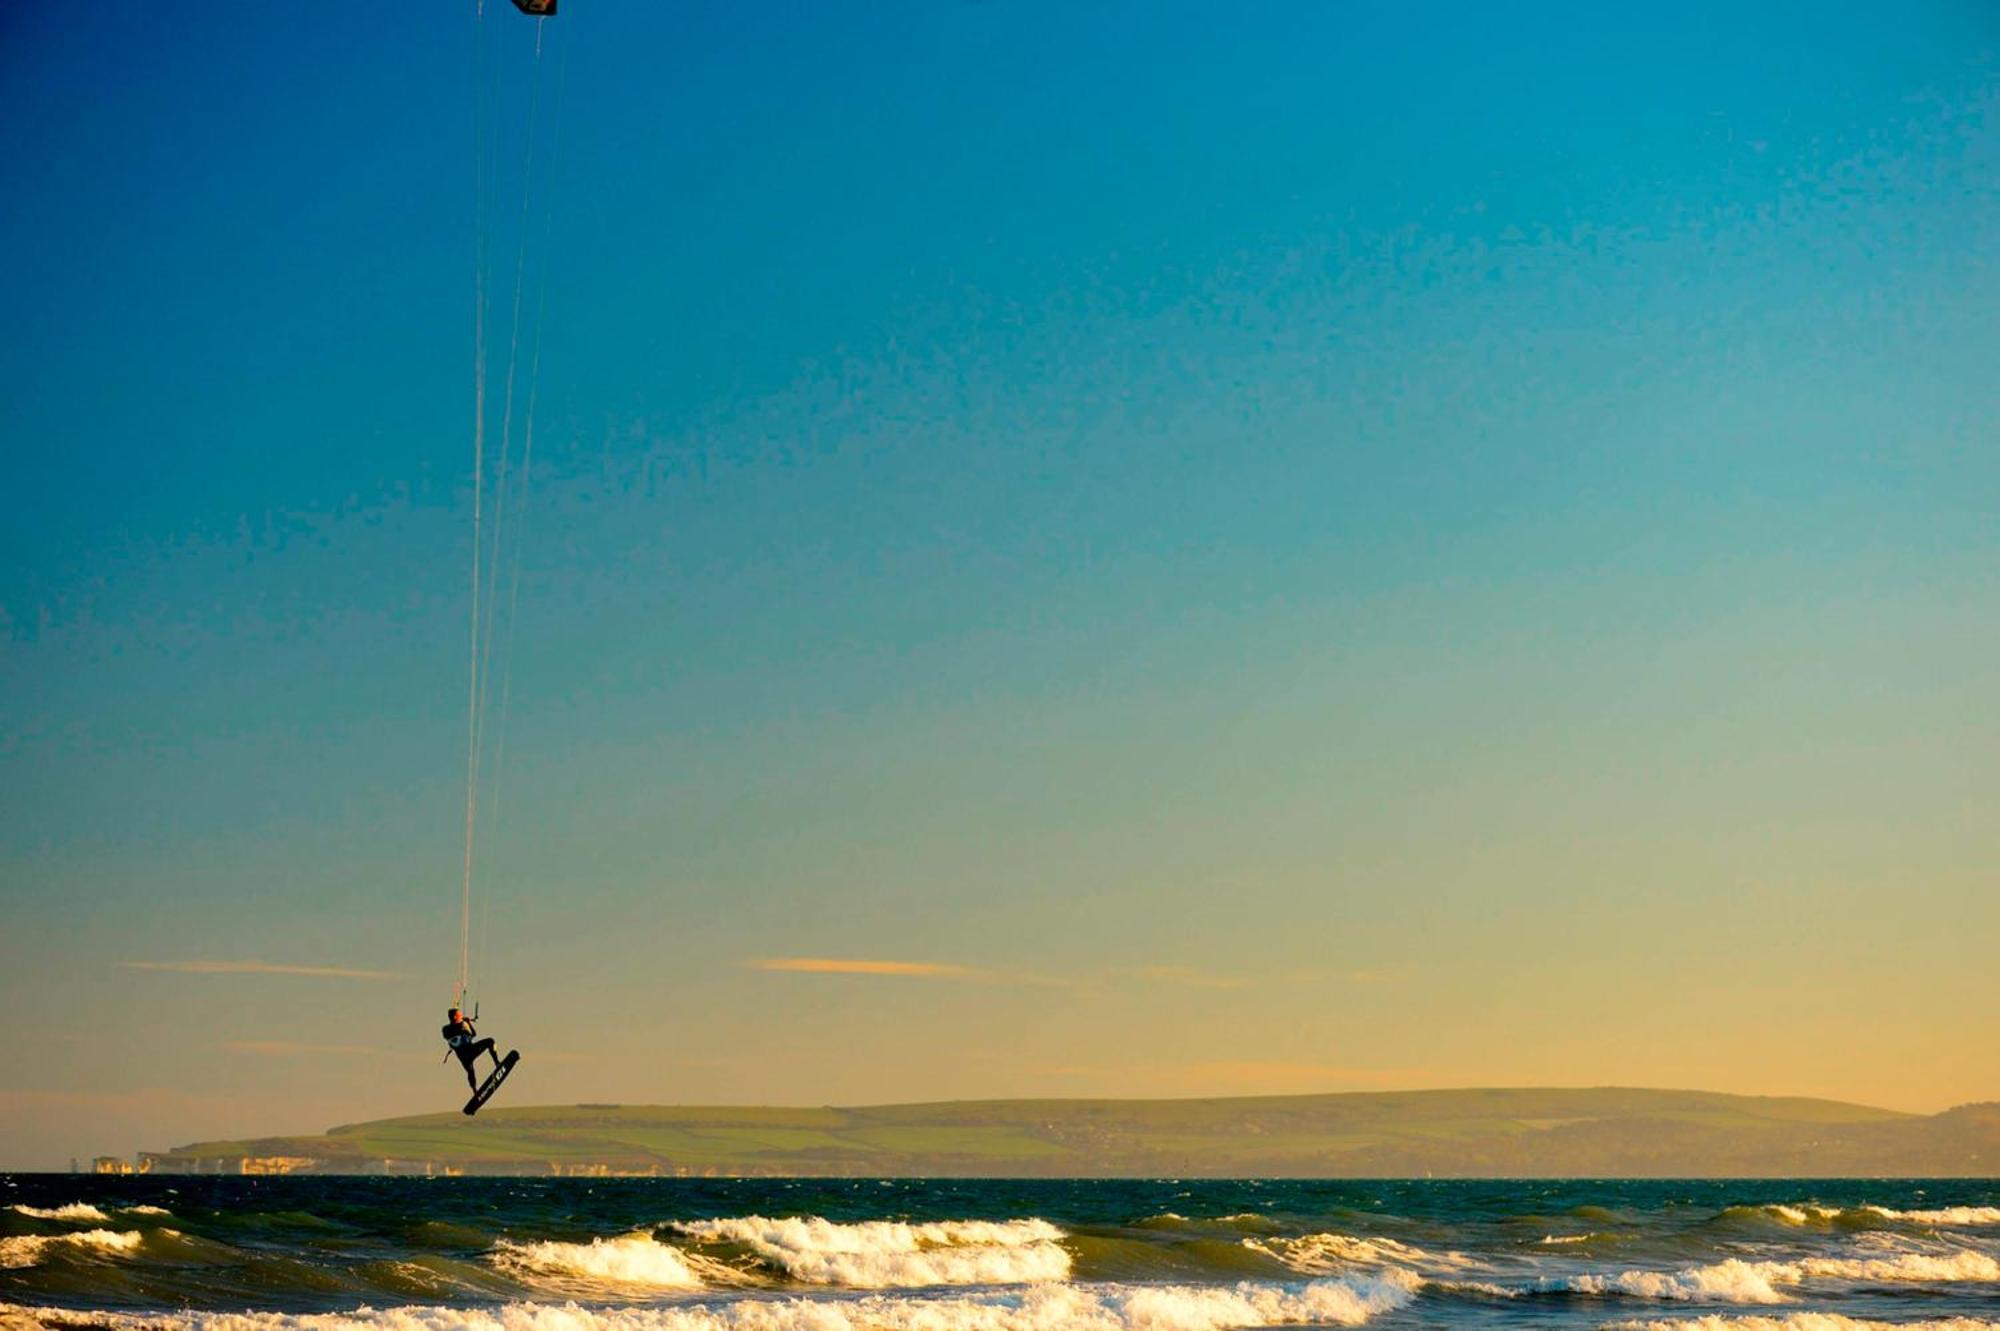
[442, 1007, 503, 1091]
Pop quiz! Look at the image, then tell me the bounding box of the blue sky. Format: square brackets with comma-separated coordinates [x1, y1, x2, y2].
[1, 2, 1995, 1167]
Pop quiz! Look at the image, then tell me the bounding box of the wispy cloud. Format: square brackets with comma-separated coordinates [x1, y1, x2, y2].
[224, 1041, 383, 1057]
[1335, 967, 1406, 986]
[745, 958, 1261, 989]
[118, 960, 399, 981]
[747, 957, 973, 978]
[1120, 965, 1250, 990]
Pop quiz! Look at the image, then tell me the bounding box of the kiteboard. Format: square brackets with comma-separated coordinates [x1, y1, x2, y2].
[463, 1050, 520, 1117]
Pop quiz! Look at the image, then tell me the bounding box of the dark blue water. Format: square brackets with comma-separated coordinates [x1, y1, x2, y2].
[5, 1176, 1998, 1329]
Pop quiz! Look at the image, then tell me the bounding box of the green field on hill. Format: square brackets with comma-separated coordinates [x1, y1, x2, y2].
[151, 1087, 2000, 1177]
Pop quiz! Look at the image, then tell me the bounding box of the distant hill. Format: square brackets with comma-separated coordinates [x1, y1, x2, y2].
[148, 1088, 2000, 1177]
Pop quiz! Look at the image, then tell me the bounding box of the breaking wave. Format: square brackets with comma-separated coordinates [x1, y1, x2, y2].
[1718, 1205, 1848, 1227]
[1433, 1278, 1521, 1298]
[489, 1235, 727, 1289]
[1243, 1233, 1416, 1269]
[1720, 1203, 2000, 1230]
[1600, 1311, 2000, 1319]
[0, 1274, 1419, 1331]
[0, 1228, 147, 1269]
[1866, 1206, 2000, 1227]
[1797, 1250, 2000, 1283]
[668, 1216, 1071, 1288]
[6, 1205, 110, 1223]
[1133, 1211, 1284, 1237]
[1548, 1249, 2000, 1303]
[1243, 1232, 1491, 1277]
[1551, 1259, 1798, 1304]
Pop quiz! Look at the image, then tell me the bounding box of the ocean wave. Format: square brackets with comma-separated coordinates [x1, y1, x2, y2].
[7, 1204, 110, 1223]
[1547, 1249, 2000, 1303]
[1244, 1232, 1486, 1276]
[1133, 1211, 1283, 1237]
[1797, 1250, 2000, 1283]
[1718, 1203, 2000, 1231]
[1550, 1258, 1797, 1304]
[1432, 1278, 1521, 1299]
[490, 1235, 732, 1290]
[7, 1202, 172, 1224]
[1865, 1206, 2000, 1227]
[0, 1228, 147, 1270]
[0, 1275, 1419, 1331]
[1606, 1317, 2000, 1331]
[1717, 1205, 1847, 1227]
[1244, 1233, 1427, 1270]
[669, 1216, 1070, 1288]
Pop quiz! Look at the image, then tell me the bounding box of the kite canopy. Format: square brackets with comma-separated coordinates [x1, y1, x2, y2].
[511, 0, 556, 15]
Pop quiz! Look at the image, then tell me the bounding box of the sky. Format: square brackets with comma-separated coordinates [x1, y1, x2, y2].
[1, 1, 1995, 1170]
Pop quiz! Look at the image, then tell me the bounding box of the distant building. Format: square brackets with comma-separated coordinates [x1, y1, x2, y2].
[91, 1156, 132, 1175]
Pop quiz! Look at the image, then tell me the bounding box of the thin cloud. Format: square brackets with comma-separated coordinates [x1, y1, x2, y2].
[225, 1041, 382, 1058]
[1121, 965, 1250, 990]
[747, 957, 973, 978]
[1332, 966, 1410, 986]
[118, 960, 399, 981]
[747, 959, 1246, 989]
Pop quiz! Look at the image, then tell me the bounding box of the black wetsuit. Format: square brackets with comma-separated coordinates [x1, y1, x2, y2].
[442, 1018, 499, 1090]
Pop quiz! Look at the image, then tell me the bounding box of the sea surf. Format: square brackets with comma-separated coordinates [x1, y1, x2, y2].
[4, 1177, 1998, 1330]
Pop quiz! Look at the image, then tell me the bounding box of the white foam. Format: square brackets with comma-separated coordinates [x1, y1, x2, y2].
[1245, 1232, 1485, 1275]
[1607, 1316, 2000, 1331]
[7, 1204, 110, 1222]
[1550, 1259, 1796, 1303]
[1743, 1205, 1846, 1226]
[1538, 1233, 1598, 1245]
[0, 1229, 146, 1270]
[670, 1216, 1070, 1288]
[125, 1205, 173, 1217]
[490, 1234, 724, 1289]
[1552, 1247, 2000, 1304]
[1735, 1203, 2000, 1228]
[1798, 1249, 2000, 1283]
[0, 1275, 1419, 1331]
[1865, 1206, 2000, 1227]
[1433, 1278, 1520, 1298]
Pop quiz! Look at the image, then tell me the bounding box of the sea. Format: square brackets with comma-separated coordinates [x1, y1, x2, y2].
[4, 1176, 1999, 1331]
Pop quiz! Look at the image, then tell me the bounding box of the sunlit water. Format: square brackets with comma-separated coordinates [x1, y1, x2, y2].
[5, 1176, 1999, 1329]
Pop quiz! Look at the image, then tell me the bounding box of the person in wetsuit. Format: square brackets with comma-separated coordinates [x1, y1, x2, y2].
[442, 1007, 502, 1090]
